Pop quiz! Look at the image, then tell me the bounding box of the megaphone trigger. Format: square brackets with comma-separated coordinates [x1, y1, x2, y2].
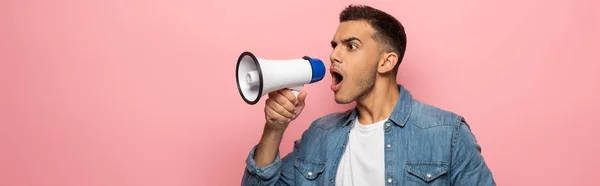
[289, 85, 303, 98]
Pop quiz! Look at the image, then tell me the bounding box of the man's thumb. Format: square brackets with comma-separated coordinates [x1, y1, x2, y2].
[297, 91, 307, 103]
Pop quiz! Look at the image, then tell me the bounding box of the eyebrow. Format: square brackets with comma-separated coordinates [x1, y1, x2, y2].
[331, 37, 362, 48]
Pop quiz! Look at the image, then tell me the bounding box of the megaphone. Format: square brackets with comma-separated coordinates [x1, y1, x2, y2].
[236, 51, 326, 105]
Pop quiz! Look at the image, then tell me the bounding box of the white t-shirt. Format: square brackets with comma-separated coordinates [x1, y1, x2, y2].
[335, 117, 387, 186]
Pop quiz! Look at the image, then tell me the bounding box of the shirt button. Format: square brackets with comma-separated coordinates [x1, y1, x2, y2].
[330, 179, 334, 185]
[388, 178, 392, 183]
[385, 122, 391, 127]
[308, 172, 313, 176]
[341, 144, 346, 148]
[386, 144, 391, 148]
[426, 173, 432, 178]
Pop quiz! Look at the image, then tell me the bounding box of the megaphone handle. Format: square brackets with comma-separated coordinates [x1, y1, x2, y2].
[289, 85, 303, 97]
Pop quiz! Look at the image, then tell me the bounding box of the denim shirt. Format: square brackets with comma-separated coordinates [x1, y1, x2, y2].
[242, 85, 496, 186]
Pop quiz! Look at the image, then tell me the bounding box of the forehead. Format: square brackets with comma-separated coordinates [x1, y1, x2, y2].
[332, 20, 376, 42]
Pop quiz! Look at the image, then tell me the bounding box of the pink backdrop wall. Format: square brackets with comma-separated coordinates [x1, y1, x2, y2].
[1, 0, 599, 185]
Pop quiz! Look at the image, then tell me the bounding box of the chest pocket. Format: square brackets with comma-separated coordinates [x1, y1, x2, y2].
[404, 162, 449, 185]
[294, 157, 326, 182]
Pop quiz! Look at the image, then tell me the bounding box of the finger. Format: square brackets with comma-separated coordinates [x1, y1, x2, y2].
[297, 91, 307, 104]
[272, 91, 296, 113]
[294, 91, 307, 109]
[278, 89, 298, 105]
[267, 98, 295, 119]
[267, 90, 280, 98]
[265, 105, 291, 123]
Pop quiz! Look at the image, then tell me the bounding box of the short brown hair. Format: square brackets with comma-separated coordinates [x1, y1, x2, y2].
[340, 4, 407, 72]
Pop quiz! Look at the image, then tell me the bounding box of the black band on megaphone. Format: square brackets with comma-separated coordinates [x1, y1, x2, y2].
[236, 51, 263, 105]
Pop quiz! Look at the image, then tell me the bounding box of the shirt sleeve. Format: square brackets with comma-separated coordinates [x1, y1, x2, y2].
[241, 140, 300, 186]
[450, 119, 497, 186]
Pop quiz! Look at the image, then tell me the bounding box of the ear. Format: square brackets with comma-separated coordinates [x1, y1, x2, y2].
[377, 52, 398, 74]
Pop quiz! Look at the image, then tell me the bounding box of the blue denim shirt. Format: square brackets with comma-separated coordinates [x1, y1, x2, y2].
[242, 84, 496, 186]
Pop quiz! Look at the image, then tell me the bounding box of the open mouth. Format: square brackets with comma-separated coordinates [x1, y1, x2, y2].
[330, 69, 344, 91]
[332, 71, 343, 85]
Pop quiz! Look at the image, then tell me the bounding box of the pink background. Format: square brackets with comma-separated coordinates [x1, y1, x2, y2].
[1, 0, 599, 185]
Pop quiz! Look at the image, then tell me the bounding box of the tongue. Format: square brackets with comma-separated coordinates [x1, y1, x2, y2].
[330, 77, 341, 91]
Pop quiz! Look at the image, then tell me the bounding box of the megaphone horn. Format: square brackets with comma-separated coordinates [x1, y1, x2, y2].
[236, 51, 326, 105]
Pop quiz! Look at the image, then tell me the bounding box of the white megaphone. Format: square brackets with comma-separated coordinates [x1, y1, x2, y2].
[236, 51, 326, 105]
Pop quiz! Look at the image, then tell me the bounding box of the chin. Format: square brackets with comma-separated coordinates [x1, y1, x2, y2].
[334, 93, 354, 104]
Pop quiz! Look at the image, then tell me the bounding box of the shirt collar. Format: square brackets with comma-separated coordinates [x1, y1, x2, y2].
[340, 84, 413, 127]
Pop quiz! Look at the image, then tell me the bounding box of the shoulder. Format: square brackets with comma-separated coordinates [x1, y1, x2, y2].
[407, 100, 464, 129]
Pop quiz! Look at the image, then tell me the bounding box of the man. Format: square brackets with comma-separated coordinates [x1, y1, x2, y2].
[241, 4, 495, 186]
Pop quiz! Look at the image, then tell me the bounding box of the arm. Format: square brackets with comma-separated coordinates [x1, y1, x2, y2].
[242, 127, 309, 186]
[450, 119, 496, 186]
[241, 126, 298, 186]
[241, 90, 308, 186]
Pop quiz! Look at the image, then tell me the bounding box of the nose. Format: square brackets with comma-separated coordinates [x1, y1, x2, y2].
[329, 46, 342, 64]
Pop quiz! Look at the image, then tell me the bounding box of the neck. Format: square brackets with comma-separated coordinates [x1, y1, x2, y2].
[355, 77, 400, 125]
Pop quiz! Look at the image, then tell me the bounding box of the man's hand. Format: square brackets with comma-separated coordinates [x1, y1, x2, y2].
[253, 89, 307, 167]
[264, 89, 308, 133]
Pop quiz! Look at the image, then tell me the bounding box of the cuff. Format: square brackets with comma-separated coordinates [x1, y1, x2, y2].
[245, 145, 282, 180]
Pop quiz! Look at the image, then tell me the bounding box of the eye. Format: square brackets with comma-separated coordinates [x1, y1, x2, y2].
[346, 43, 357, 50]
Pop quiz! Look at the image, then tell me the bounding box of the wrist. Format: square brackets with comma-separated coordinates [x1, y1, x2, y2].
[262, 125, 285, 142]
[264, 123, 287, 136]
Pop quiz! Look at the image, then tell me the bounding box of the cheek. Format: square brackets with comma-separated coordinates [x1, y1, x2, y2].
[344, 63, 373, 81]
[341, 51, 373, 81]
